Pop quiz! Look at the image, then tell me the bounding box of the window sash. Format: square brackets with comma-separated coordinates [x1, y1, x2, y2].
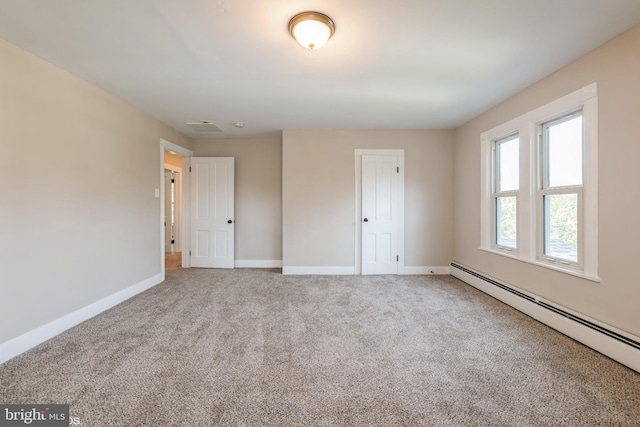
[493, 193, 518, 251]
[491, 133, 519, 251]
[493, 133, 519, 194]
[538, 109, 584, 268]
[540, 110, 584, 191]
[538, 187, 582, 267]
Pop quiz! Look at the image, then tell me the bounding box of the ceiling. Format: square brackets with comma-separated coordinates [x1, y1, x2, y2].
[1, 1, 640, 139]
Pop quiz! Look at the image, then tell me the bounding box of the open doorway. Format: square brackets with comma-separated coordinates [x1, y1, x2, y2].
[164, 151, 182, 272]
[160, 139, 193, 278]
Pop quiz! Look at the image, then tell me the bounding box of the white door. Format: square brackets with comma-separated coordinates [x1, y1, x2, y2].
[190, 157, 234, 268]
[361, 154, 399, 275]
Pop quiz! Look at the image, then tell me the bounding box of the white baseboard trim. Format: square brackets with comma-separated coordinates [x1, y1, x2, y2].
[0, 273, 164, 365]
[235, 260, 283, 268]
[403, 266, 451, 275]
[450, 262, 640, 373]
[282, 266, 451, 276]
[283, 266, 356, 275]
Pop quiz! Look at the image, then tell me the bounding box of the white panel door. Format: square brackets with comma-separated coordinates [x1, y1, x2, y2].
[190, 157, 234, 268]
[361, 154, 398, 275]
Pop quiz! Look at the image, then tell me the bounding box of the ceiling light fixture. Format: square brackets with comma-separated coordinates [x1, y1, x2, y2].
[288, 11, 335, 50]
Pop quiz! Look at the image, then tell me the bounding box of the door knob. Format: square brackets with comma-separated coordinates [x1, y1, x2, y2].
[227, 220, 233, 224]
[363, 218, 369, 222]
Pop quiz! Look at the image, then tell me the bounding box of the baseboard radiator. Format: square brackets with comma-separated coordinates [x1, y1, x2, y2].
[450, 262, 640, 373]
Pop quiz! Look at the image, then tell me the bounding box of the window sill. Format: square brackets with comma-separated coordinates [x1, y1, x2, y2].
[479, 247, 601, 283]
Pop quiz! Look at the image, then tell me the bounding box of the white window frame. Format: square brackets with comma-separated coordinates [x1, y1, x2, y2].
[491, 133, 519, 254]
[537, 111, 583, 267]
[480, 83, 599, 282]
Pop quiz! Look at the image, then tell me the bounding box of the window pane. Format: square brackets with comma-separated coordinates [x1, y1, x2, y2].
[544, 194, 578, 262]
[496, 196, 517, 248]
[497, 136, 519, 192]
[547, 115, 582, 187]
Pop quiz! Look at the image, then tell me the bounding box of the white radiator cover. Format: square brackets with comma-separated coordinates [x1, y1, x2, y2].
[450, 262, 640, 373]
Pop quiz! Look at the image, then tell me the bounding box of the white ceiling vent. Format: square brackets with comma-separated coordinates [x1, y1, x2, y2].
[185, 120, 222, 132]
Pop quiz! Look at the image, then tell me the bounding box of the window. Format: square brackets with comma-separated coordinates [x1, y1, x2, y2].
[480, 83, 599, 281]
[540, 112, 582, 264]
[492, 134, 519, 251]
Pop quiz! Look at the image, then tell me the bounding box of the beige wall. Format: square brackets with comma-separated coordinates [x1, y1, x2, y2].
[453, 25, 640, 336]
[191, 138, 282, 262]
[283, 130, 454, 269]
[0, 38, 192, 344]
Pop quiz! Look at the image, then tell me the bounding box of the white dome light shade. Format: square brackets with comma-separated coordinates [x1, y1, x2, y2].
[288, 12, 335, 50]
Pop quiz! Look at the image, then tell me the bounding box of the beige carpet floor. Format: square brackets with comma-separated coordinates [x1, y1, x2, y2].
[1, 269, 639, 426]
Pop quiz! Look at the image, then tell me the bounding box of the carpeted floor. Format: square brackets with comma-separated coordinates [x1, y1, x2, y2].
[1, 269, 639, 426]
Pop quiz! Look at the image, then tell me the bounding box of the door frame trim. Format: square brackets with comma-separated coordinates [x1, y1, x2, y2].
[160, 139, 193, 278]
[354, 149, 405, 275]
